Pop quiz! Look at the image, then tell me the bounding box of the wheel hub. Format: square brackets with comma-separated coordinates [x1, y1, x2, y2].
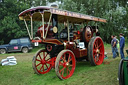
[66, 62, 70, 67]
[95, 49, 100, 62]
[41, 60, 46, 64]
[96, 49, 100, 54]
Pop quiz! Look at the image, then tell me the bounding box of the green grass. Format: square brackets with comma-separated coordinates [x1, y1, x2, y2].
[0, 44, 128, 85]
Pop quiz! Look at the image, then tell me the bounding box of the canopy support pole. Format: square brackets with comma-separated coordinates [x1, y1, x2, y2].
[24, 19, 32, 40]
[30, 16, 33, 39]
[44, 13, 52, 39]
[41, 14, 44, 39]
[67, 20, 70, 42]
[95, 22, 98, 32]
[86, 21, 89, 26]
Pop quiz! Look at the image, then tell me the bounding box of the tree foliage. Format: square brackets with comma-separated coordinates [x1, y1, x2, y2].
[0, 0, 29, 44]
[0, 0, 127, 44]
[60, 0, 128, 43]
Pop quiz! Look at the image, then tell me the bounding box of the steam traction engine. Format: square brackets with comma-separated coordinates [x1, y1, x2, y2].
[19, 6, 106, 80]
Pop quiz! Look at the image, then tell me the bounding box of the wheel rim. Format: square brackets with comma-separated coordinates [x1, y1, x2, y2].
[33, 50, 52, 74]
[93, 37, 104, 65]
[0, 49, 6, 54]
[84, 26, 93, 42]
[22, 48, 28, 53]
[58, 51, 75, 79]
[46, 44, 52, 52]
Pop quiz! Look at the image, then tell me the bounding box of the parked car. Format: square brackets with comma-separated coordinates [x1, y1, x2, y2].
[0, 38, 33, 54]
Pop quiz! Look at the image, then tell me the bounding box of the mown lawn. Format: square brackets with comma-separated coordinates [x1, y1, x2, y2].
[0, 44, 128, 85]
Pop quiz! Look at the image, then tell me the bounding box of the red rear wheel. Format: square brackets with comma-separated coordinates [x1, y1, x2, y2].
[88, 36, 104, 65]
[55, 50, 76, 80]
[32, 49, 52, 74]
[83, 26, 93, 43]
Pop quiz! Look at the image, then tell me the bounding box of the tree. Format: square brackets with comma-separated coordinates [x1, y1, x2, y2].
[60, 0, 128, 43]
[0, 0, 127, 44]
[0, 0, 29, 44]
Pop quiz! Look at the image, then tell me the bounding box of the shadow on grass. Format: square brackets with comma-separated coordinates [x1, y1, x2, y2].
[37, 61, 93, 79]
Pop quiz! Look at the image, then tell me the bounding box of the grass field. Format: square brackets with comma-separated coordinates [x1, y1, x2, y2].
[0, 44, 128, 85]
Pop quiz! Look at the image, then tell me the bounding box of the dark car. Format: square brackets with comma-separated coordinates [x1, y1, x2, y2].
[0, 38, 33, 54]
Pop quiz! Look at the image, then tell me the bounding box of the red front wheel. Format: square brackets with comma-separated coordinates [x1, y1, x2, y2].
[32, 49, 52, 74]
[55, 50, 76, 80]
[88, 36, 104, 65]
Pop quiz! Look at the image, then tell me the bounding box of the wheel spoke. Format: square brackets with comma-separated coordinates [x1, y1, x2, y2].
[68, 54, 71, 63]
[60, 67, 65, 73]
[94, 43, 97, 48]
[64, 54, 66, 62]
[95, 40, 98, 48]
[67, 67, 71, 75]
[99, 53, 103, 55]
[62, 68, 64, 77]
[56, 50, 76, 79]
[45, 64, 49, 69]
[66, 67, 69, 75]
[97, 59, 100, 62]
[89, 37, 104, 65]
[36, 63, 41, 67]
[96, 42, 99, 49]
[46, 58, 51, 61]
[33, 50, 53, 74]
[97, 39, 99, 45]
[93, 54, 97, 62]
[69, 65, 73, 67]
[46, 60, 52, 64]
[38, 54, 42, 60]
[99, 47, 103, 51]
[93, 49, 97, 53]
[61, 57, 65, 62]
[39, 65, 44, 72]
[43, 52, 45, 58]
[98, 43, 102, 49]
[93, 53, 97, 57]
[68, 59, 72, 63]
[42, 65, 44, 72]
[96, 56, 99, 61]
[44, 53, 48, 59]
[59, 62, 64, 66]
[95, 53, 100, 61]
[36, 59, 41, 62]
[61, 56, 66, 62]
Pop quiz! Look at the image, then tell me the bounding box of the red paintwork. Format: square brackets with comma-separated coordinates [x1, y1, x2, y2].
[84, 26, 93, 43]
[36, 24, 54, 39]
[72, 48, 87, 58]
[58, 50, 76, 79]
[19, 6, 106, 80]
[65, 42, 87, 58]
[43, 39, 63, 45]
[73, 31, 81, 41]
[71, 48, 80, 58]
[31, 39, 42, 43]
[50, 57, 56, 68]
[92, 37, 104, 65]
[77, 31, 80, 35]
[34, 50, 56, 74]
